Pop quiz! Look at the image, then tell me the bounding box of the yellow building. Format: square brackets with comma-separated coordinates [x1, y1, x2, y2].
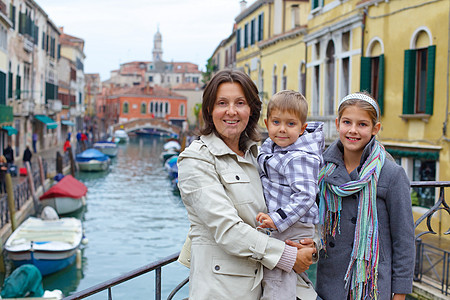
[215, 0, 450, 238]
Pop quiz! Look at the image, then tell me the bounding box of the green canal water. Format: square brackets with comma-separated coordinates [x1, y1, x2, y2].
[42, 136, 190, 299]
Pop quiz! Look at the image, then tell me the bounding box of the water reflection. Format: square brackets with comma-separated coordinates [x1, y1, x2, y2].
[45, 136, 189, 298]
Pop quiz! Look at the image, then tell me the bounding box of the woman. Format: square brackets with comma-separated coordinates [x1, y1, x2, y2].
[177, 69, 316, 299]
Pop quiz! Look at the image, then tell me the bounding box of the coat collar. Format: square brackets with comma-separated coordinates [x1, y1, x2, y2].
[200, 133, 259, 159]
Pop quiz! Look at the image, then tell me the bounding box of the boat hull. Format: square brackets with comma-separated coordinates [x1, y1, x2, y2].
[77, 159, 110, 172]
[40, 196, 85, 215]
[5, 217, 83, 276]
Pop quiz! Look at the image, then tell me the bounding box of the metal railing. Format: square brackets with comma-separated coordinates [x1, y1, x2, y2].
[412, 181, 450, 296]
[61, 181, 450, 299]
[63, 252, 187, 300]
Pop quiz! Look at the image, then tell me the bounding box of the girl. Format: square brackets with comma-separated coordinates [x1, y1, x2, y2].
[315, 92, 415, 300]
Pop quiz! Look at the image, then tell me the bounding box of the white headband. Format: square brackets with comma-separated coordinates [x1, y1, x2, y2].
[338, 93, 380, 119]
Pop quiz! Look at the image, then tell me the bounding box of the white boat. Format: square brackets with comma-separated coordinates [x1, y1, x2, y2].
[39, 175, 88, 215]
[114, 129, 129, 143]
[4, 217, 83, 276]
[93, 141, 119, 157]
[76, 149, 111, 172]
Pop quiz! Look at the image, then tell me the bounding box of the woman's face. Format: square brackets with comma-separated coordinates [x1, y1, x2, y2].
[212, 82, 251, 150]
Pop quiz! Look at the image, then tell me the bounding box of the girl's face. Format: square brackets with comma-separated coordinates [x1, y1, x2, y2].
[212, 82, 251, 151]
[336, 105, 380, 157]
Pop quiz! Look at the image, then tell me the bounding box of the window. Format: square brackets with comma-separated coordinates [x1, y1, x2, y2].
[180, 104, 185, 116]
[244, 23, 249, 48]
[291, 5, 299, 28]
[312, 0, 321, 10]
[236, 28, 241, 52]
[411, 159, 436, 207]
[402, 45, 435, 115]
[360, 55, 384, 115]
[149, 102, 154, 113]
[123, 102, 129, 114]
[141, 102, 146, 114]
[258, 13, 264, 41]
[281, 66, 287, 90]
[312, 65, 320, 115]
[149, 76, 153, 82]
[250, 19, 255, 45]
[165, 102, 169, 114]
[0, 71, 6, 105]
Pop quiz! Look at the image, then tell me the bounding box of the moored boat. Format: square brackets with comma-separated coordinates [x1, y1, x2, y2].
[39, 175, 87, 215]
[4, 217, 83, 276]
[93, 141, 119, 157]
[76, 149, 110, 172]
[113, 129, 129, 143]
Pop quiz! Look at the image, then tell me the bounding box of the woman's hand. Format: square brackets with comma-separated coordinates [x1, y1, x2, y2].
[286, 238, 315, 249]
[293, 247, 316, 273]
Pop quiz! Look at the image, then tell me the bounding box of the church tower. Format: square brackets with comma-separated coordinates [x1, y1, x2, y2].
[152, 27, 163, 62]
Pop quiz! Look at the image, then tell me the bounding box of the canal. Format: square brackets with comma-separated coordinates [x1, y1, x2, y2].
[41, 136, 190, 299]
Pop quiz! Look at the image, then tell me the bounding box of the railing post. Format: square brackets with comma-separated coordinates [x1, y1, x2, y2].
[155, 266, 161, 300]
[414, 237, 423, 282]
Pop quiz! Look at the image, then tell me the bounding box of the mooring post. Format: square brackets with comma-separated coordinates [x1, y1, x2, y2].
[5, 172, 17, 231]
[26, 161, 39, 215]
[68, 147, 76, 177]
[38, 156, 45, 192]
[56, 151, 63, 174]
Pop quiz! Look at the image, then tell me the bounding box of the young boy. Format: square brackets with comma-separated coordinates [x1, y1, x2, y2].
[257, 90, 324, 300]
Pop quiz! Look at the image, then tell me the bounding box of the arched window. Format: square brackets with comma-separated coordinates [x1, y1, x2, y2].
[149, 102, 154, 113]
[165, 102, 169, 114]
[272, 65, 277, 95]
[123, 102, 129, 114]
[180, 104, 185, 116]
[299, 62, 306, 96]
[281, 65, 287, 90]
[140, 102, 146, 114]
[402, 27, 435, 116]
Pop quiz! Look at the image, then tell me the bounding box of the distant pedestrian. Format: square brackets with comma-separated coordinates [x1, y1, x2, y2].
[0, 155, 7, 194]
[23, 146, 32, 169]
[3, 144, 14, 164]
[63, 139, 71, 152]
[67, 131, 72, 141]
[81, 132, 88, 151]
[32, 133, 38, 153]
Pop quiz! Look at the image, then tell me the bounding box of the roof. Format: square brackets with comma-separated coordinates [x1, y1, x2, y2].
[108, 85, 186, 99]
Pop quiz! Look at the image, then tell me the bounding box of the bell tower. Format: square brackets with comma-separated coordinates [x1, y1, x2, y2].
[152, 27, 163, 62]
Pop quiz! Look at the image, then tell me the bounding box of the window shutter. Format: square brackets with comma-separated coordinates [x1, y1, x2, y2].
[378, 54, 385, 115]
[425, 45, 435, 115]
[15, 75, 20, 100]
[236, 29, 241, 52]
[402, 49, 416, 114]
[259, 13, 264, 41]
[360, 56, 371, 93]
[251, 19, 255, 45]
[8, 72, 12, 98]
[0, 71, 6, 105]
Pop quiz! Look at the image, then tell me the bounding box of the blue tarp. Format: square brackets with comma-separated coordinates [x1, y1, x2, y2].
[76, 149, 109, 162]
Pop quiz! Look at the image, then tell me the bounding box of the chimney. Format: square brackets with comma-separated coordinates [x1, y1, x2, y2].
[240, 0, 247, 12]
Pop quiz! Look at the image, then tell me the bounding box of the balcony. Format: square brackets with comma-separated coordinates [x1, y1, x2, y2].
[47, 99, 62, 112]
[23, 37, 33, 52]
[310, 114, 339, 143]
[12, 99, 35, 116]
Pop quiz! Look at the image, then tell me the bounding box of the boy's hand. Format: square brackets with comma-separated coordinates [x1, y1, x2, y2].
[256, 212, 277, 229]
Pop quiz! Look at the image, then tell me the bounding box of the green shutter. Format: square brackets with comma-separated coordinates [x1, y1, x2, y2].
[0, 71, 6, 105]
[8, 72, 12, 99]
[15, 75, 21, 100]
[403, 49, 416, 114]
[425, 45, 435, 115]
[360, 56, 372, 93]
[378, 54, 385, 115]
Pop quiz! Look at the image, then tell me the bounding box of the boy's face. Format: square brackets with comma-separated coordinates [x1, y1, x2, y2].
[265, 109, 307, 148]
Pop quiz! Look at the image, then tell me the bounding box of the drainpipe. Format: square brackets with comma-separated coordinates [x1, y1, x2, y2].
[361, 7, 367, 58]
[443, 2, 450, 138]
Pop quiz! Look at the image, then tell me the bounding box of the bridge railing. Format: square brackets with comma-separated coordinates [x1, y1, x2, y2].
[61, 181, 450, 299]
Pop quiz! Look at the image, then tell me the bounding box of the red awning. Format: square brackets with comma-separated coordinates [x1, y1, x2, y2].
[40, 175, 87, 200]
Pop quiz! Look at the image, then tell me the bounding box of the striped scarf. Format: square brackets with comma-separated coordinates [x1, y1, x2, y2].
[318, 140, 386, 300]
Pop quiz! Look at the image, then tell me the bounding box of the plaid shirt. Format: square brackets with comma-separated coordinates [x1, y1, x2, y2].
[258, 122, 324, 232]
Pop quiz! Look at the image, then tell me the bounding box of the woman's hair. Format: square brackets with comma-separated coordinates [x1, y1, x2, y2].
[0, 155, 6, 163]
[201, 69, 261, 150]
[337, 92, 379, 126]
[267, 90, 308, 124]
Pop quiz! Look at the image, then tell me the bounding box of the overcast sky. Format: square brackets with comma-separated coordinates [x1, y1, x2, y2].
[37, 0, 253, 81]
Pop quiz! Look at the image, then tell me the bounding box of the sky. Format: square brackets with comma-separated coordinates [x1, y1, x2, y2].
[37, 0, 254, 81]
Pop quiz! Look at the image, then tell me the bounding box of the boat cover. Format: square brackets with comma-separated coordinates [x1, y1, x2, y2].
[94, 141, 117, 148]
[1, 264, 44, 298]
[40, 175, 87, 200]
[75, 148, 109, 162]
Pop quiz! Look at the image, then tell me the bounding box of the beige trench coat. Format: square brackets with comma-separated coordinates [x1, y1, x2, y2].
[178, 134, 316, 300]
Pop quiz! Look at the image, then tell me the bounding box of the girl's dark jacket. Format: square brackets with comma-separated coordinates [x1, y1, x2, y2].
[316, 137, 415, 300]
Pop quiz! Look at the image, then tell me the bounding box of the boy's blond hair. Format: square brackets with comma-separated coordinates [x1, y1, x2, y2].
[267, 90, 308, 123]
[267, 90, 308, 124]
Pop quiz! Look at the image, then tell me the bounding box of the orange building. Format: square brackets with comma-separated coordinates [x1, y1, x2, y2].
[107, 85, 187, 128]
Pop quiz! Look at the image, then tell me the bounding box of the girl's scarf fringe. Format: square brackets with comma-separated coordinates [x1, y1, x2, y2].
[318, 141, 386, 300]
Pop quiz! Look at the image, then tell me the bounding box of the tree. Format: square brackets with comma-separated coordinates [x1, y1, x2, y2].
[202, 58, 216, 84]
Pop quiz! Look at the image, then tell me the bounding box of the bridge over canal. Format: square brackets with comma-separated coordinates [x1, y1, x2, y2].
[112, 118, 181, 137]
